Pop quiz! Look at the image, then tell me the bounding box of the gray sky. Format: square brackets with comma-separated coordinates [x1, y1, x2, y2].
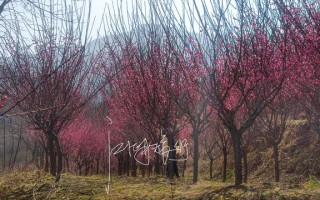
[78, 0, 217, 38]
[0, 0, 225, 42]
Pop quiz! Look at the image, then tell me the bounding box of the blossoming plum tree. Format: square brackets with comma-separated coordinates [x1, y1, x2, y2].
[154, 0, 292, 186]
[0, 0, 103, 181]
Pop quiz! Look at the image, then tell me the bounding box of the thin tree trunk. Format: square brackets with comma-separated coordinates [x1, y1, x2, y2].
[44, 148, 49, 172]
[96, 158, 99, 174]
[141, 154, 146, 177]
[12, 128, 22, 169]
[47, 134, 56, 176]
[54, 136, 63, 182]
[39, 149, 44, 170]
[102, 151, 106, 174]
[125, 151, 130, 176]
[117, 153, 124, 176]
[131, 152, 137, 177]
[182, 157, 187, 178]
[222, 148, 228, 182]
[85, 161, 89, 176]
[25, 140, 28, 165]
[8, 134, 14, 169]
[155, 153, 161, 175]
[316, 126, 320, 144]
[209, 158, 214, 180]
[273, 144, 280, 182]
[66, 157, 69, 173]
[32, 145, 39, 167]
[167, 135, 174, 179]
[243, 151, 248, 183]
[193, 128, 199, 183]
[166, 135, 179, 179]
[78, 163, 82, 176]
[3, 117, 6, 170]
[231, 131, 242, 187]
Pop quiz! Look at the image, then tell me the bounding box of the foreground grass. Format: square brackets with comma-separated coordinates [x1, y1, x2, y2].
[0, 171, 320, 199]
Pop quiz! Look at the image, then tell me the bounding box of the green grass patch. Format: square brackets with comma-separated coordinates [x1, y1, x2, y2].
[0, 171, 320, 199]
[303, 175, 320, 190]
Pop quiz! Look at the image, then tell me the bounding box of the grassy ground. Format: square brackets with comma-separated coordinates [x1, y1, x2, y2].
[0, 171, 320, 199]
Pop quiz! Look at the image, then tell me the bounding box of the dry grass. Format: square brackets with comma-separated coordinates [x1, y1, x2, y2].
[0, 171, 228, 199]
[1, 171, 320, 199]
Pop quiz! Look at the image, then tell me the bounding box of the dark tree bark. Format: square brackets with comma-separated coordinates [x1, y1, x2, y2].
[3, 117, 6, 170]
[273, 144, 280, 182]
[47, 134, 56, 176]
[39, 149, 44, 170]
[182, 156, 187, 178]
[222, 148, 228, 182]
[242, 150, 248, 183]
[116, 153, 124, 176]
[12, 126, 22, 169]
[85, 161, 89, 176]
[231, 131, 242, 187]
[141, 154, 146, 177]
[166, 135, 179, 179]
[44, 148, 49, 172]
[96, 158, 99, 174]
[131, 154, 137, 177]
[54, 136, 63, 182]
[125, 151, 130, 176]
[193, 129, 199, 183]
[209, 158, 214, 180]
[65, 157, 69, 173]
[155, 153, 161, 175]
[78, 162, 82, 176]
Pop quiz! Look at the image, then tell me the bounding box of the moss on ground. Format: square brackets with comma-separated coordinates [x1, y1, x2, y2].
[0, 171, 320, 199]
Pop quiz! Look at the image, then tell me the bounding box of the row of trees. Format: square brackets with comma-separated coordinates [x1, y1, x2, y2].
[99, 0, 319, 187]
[0, 0, 319, 187]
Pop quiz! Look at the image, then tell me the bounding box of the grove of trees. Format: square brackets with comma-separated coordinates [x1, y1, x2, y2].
[0, 0, 319, 188]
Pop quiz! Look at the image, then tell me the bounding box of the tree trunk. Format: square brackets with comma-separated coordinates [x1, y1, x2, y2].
[44, 148, 49, 173]
[90, 163, 94, 175]
[31, 145, 38, 167]
[222, 148, 228, 182]
[166, 135, 179, 179]
[12, 129, 22, 169]
[141, 154, 146, 177]
[243, 150, 248, 183]
[8, 134, 15, 169]
[78, 162, 82, 176]
[3, 118, 6, 170]
[182, 156, 187, 178]
[66, 157, 70, 173]
[39, 149, 44, 170]
[85, 161, 89, 176]
[47, 134, 56, 176]
[54, 136, 63, 182]
[193, 128, 199, 183]
[125, 151, 130, 176]
[155, 153, 161, 175]
[131, 154, 137, 177]
[316, 127, 320, 144]
[273, 144, 280, 182]
[117, 156, 123, 176]
[102, 151, 106, 174]
[209, 158, 214, 180]
[96, 158, 99, 174]
[231, 131, 242, 187]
